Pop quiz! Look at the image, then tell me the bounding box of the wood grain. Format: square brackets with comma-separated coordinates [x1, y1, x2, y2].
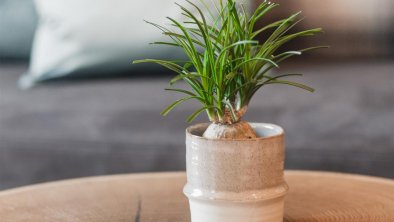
[0, 171, 393, 222]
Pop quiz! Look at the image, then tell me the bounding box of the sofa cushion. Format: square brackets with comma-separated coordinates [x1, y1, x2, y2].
[1, 61, 393, 190]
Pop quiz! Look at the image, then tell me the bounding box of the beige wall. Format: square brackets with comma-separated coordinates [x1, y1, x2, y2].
[254, 0, 394, 58]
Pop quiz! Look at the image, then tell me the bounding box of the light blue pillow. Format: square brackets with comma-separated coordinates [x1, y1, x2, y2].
[19, 0, 252, 88]
[0, 0, 37, 59]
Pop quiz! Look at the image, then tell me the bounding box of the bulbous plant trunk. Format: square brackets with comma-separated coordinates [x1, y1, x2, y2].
[203, 121, 257, 139]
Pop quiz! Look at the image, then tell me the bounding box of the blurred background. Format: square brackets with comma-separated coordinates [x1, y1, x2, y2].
[270, 0, 394, 59]
[0, 0, 393, 190]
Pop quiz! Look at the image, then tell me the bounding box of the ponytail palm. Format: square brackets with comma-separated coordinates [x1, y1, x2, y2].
[134, 0, 325, 125]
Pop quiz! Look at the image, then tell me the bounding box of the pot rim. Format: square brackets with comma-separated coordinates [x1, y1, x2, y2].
[186, 122, 284, 141]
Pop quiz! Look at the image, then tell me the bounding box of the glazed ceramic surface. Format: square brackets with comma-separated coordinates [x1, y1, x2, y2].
[184, 123, 288, 222]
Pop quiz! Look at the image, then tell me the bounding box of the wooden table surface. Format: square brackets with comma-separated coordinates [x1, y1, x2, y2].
[1, 171, 394, 222]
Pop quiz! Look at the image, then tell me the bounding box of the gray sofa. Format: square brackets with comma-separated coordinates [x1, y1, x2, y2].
[0, 61, 393, 190]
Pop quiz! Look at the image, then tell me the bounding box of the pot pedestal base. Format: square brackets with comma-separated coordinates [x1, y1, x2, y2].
[188, 197, 285, 222]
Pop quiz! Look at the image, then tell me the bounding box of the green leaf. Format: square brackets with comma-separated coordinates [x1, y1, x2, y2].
[249, 2, 278, 34]
[186, 106, 214, 123]
[264, 11, 302, 46]
[251, 19, 286, 38]
[133, 59, 187, 76]
[216, 40, 259, 66]
[165, 88, 197, 97]
[264, 80, 315, 92]
[163, 32, 206, 47]
[150, 42, 181, 47]
[231, 57, 279, 73]
[258, 73, 303, 81]
[166, 16, 203, 70]
[161, 96, 200, 116]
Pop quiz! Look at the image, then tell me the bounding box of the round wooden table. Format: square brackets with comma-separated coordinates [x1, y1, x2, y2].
[1, 171, 394, 222]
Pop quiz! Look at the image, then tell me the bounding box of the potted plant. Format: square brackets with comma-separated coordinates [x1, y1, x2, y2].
[134, 0, 324, 221]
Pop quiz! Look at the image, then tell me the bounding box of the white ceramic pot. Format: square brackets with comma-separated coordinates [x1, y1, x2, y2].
[184, 123, 288, 222]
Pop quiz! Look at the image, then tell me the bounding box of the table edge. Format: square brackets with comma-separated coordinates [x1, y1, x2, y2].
[1, 170, 393, 197]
